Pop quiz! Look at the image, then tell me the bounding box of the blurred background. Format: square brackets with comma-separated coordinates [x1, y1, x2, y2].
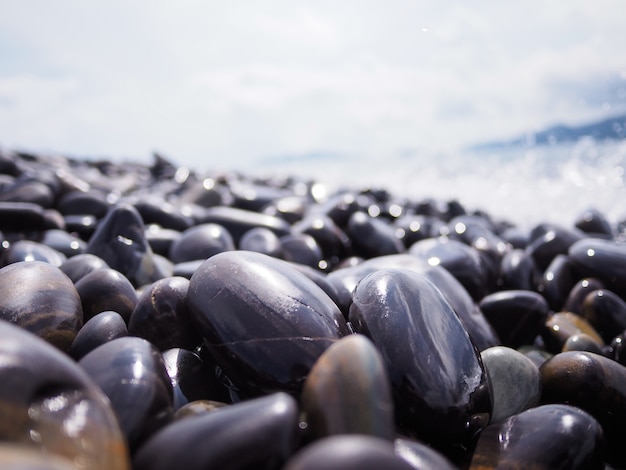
[1, 1, 626, 226]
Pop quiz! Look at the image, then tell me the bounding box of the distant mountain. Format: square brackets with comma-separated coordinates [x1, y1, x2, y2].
[470, 113, 626, 150]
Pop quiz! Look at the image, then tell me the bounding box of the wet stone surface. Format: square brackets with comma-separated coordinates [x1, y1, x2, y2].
[2, 148, 626, 467]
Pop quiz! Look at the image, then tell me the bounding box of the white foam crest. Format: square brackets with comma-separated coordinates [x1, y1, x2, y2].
[257, 139, 626, 231]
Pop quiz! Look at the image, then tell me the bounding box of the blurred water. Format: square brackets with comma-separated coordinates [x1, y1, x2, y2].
[250, 138, 626, 230]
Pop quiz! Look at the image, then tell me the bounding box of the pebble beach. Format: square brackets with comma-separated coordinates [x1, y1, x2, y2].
[0, 146, 625, 469]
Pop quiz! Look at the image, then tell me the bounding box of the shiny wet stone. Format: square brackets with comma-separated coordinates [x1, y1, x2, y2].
[69, 310, 128, 360]
[59, 253, 109, 283]
[479, 290, 549, 349]
[301, 334, 395, 442]
[86, 203, 168, 286]
[540, 351, 626, 466]
[128, 276, 199, 351]
[79, 337, 173, 452]
[569, 238, 626, 299]
[542, 312, 604, 354]
[409, 236, 491, 301]
[1, 239, 67, 267]
[0, 320, 130, 469]
[469, 404, 605, 469]
[581, 288, 626, 343]
[349, 268, 491, 451]
[168, 223, 235, 263]
[0, 260, 83, 352]
[480, 346, 541, 422]
[74, 268, 137, 323]
[133, 392, 299, 470]
[162, 347, 231, 410]
[188, 250, 349, 397]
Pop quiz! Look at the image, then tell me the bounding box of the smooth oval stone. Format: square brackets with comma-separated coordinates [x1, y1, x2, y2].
[128, 276, 199, 351]
[581, 289, 626, 343]
[469, 404, 605, 470]
[42, 208, 66, 231]
[575, 208, 614, 236]
[79, 337, 173, 452]
[301, 334, 395, 441]
[133, 392, 299, 470]
[569, 238, 626, 298]
[197, 206, 292, 244]
[40, 229, 86, 257]
[409, 237, 490, 301]
[542, 312, 604, 354]
[69, 310, 128, 359]
[327, 254, 429, 313]
[0, 178, 55, 207]
[229, 180, 291, 212]
[86, 203, 168, 286]
[56, 190, 111, 218]
[188, 250, 348, 397]
[447, 215, 507, 287]
[168, 223, 235, 263]
[328, 254, 498, 349]
[349, 269, 491, 450]
[59, 253, 109, 283]
[393, 438, 457, 470]
[394, 214, 444, 248]
[133, 198, 193, 232]
[293, 213, 351, 265]
[317, 191, 362, 227]
[262, 195, 307, 224]
[479, 290, 550, 348]
[0, 320, 130, 470]
[162, 348, 231, 410]
[562, 333, 604, 354]
[1, 240, 66, 267]
[0, 201, 46, 232]
[145, 225, 181, 257]
[540, 351, 626, 466]
[0, 151, 20, 175]
[347, 211, 405, 258]
[0, 261, 83, 351]
[480, 346, 541, 422]
[499, 226, 530, 249]
[64, 214, 98, 239]
[563, 277, 605, 314]
[283, 435, 414, 470]
[176, 177, 225, 208]
[538, 253, 577, 311]
[74, 268, 137, 323]
[238, 227, 283, 258]
[526, 225, 584, 272]
[497, 248, 539, 291]
[279, 233, 324, 269]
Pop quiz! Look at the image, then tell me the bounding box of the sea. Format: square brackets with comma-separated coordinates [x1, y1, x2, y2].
[245, 138, 626, 232]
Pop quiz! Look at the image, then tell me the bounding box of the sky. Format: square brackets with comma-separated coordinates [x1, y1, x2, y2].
[1, 1, 626, 170]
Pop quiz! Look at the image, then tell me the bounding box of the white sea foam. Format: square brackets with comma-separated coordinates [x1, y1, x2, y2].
[250, 139, 626, 231]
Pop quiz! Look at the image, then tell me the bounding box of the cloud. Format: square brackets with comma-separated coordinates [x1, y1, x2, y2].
[1, 1, 626, 167]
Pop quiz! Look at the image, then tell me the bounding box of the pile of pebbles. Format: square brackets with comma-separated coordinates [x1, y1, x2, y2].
[0, 148, 625, 469]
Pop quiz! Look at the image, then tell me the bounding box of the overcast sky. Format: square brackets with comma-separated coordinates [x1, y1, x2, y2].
[1, 1, 625, 169]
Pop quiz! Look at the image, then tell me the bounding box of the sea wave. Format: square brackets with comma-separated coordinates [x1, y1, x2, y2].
[252, 139, 626, 230]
